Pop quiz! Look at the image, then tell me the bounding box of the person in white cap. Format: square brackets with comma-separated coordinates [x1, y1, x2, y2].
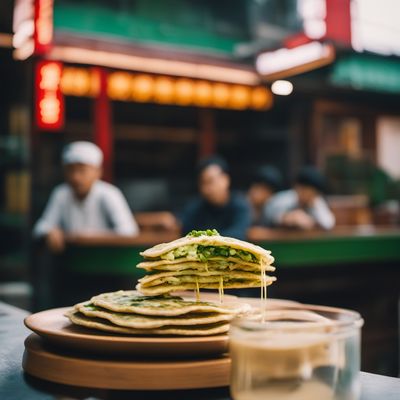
[33, 141, 139, 252]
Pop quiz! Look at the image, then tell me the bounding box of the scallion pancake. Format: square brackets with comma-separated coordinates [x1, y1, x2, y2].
[137, 259, 275, 272]
[138, 270, 270, 287]
[66, 310, 230, 336]
[91, 290, 250, 316]
[137, 276, 276, 296]
[136, 231, 275, 296]
[75, 302, 234, 329]
[140, 234, 273, 266]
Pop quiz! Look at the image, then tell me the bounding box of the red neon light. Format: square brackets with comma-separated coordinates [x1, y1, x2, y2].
[33, 0, 54, 55]
[324, 0, 352, 46]
[35, 61, 64, 131]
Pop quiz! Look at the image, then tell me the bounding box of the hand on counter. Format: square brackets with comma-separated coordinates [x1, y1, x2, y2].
[281, 209, 316, 230]
[134, 211, 180, 231]
[247, 226, 277, 241]
[46, 228, 65, 253]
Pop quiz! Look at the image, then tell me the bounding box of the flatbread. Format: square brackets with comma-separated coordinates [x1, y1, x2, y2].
[76, 302, 234, 329]
[91, 290, 250, 316]
[66, 310, 230, 336]
[137, 259, 276, 272]
[140, 235, 272, 264]
[136, 233, 276, 296]
[138, 270, 270, 287]
[137, 277, 277, 296]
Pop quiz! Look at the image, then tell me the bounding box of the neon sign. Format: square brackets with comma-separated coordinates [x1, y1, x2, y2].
[34, 0, 54, 54]
[35, 61, 64, 130]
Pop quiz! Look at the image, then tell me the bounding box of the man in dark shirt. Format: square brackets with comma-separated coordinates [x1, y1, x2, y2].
[247, 165, 283, 226]
[181, 156, 251, 239]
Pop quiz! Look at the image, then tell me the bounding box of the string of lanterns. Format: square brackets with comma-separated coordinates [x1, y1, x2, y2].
[60, 67, 273, 110]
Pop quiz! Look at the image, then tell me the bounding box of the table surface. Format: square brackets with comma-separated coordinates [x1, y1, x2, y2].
[1, 301, 399, 400]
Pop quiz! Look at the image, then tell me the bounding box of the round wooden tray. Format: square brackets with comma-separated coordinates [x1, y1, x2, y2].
[23, 334, 231, 390]
[24, 307, 229, 357]
[24, 298, 298, 358]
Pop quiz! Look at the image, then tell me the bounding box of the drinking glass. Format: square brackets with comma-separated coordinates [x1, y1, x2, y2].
[230, 304, 363, 400]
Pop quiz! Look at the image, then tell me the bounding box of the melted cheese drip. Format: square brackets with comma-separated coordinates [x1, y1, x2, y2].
[218, 276, 224, 303]
[261, 265, 268, 322]
[195, 278, 200, 302]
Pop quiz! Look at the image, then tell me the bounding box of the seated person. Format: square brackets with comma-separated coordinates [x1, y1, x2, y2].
[180, 156, 251, 239]
[265, 166, 335, 230]
[248, 165, 283, 226]
[33, 141, 139, 252]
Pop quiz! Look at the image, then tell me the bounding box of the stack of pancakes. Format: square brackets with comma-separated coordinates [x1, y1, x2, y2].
[67, 230, 276, 336]
[66, 290, 250, 336]
[136, 230, 276, 296]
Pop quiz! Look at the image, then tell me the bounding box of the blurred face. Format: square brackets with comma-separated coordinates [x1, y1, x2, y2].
[295, 184, 319, 207]
[64, 163, 101, 199]
[248, 183, 273, 208]
[199, 165, 230, 206]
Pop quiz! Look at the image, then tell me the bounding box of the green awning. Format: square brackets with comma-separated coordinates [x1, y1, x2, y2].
[54, 0, 248, 56]
[330, 54, 400, 94]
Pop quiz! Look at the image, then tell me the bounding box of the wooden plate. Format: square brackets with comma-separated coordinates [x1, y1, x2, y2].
[23, 334, 230, 390]
[24, 298, 298, 358]
[24, 307, 229, 357]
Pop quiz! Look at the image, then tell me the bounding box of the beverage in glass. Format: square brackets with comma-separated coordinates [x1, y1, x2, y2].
[230, 305, 363, 400]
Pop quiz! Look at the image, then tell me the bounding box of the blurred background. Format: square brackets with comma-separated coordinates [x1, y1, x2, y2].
[0, 0, 399, 376]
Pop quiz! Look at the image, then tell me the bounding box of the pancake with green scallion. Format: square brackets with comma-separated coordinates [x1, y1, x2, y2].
[90, 290, 250, 316]
[136, 229, 275, 296]
[66, 309, 231, 336]
[75, 301, 236, 329]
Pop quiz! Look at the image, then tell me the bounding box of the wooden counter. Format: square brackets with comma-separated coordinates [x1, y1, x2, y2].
[63, 227, 400, 274]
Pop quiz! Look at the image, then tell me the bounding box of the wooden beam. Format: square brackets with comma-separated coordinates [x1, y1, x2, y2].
[198, 109, 216, 158]
[93, 67, 113, 182]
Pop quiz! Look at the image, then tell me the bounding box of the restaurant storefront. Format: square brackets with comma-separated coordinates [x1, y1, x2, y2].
[0, 0, 399, 378]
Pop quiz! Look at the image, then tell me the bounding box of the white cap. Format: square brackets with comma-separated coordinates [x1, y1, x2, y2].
[62, 141, 103, 167]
